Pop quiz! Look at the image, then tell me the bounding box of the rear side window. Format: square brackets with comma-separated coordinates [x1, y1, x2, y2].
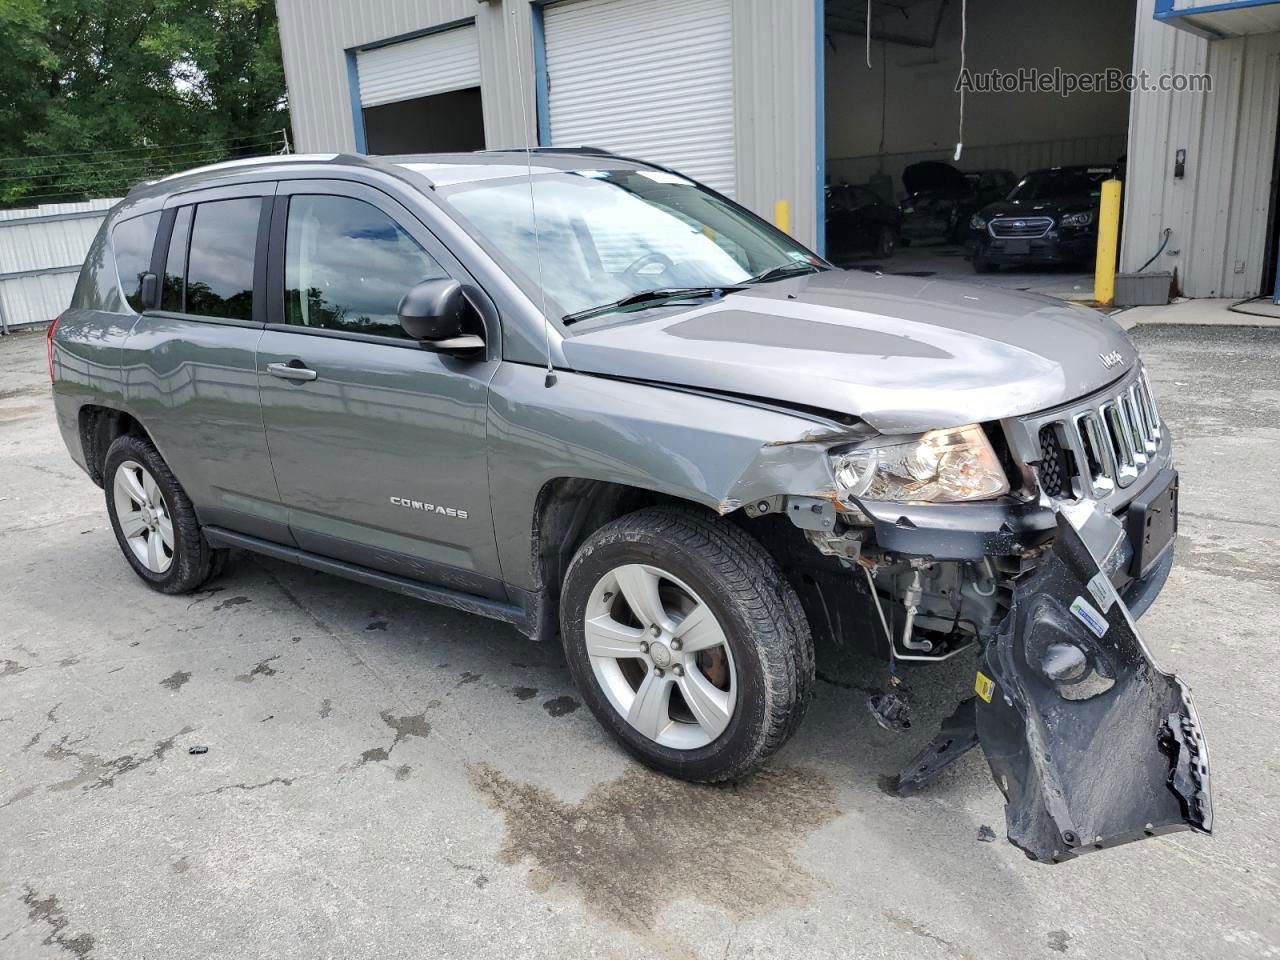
[111, 213, 160, 312]
[184, 198, 261, 321]
[284, 194, 447, 339]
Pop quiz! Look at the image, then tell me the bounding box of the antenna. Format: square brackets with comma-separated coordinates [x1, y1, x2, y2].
[510, 5, 557, 388]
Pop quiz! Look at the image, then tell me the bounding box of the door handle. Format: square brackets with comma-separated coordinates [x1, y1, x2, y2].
[267, 361, 318, 382]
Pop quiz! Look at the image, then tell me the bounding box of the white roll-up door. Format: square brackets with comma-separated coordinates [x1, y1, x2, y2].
[357, 25, 481, 108]
[543, 0, 736, 196]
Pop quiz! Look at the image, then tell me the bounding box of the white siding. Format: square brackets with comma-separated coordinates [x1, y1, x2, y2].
[357, 25, 481, 107]
[543, 0, 737, 196]
[276, 0, 536, 153]
[1123, 3, 1280, 298]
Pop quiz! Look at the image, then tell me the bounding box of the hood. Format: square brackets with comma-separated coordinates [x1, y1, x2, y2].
[902, 161, 971, 198]
[980, 195, 1097, 220]
[561, 270, 1137, 434]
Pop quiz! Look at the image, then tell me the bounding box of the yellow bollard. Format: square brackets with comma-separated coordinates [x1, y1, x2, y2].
[1094, 179, 1122, 307]
[774, 200, 791, 236]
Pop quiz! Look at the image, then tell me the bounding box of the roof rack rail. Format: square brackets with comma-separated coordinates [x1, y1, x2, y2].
[496, 146, 620, 158]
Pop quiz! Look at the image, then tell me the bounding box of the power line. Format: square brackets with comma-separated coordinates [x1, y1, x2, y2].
[0, 128, 289, 166]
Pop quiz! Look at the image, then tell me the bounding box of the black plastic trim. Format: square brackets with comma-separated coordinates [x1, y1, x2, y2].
[204, 526, 531, 630]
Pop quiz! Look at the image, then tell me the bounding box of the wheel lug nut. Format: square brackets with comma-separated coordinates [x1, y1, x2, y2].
[672, 665, 684, 677]
[670, 638, 682, 651]
[639, 641, 650, 654]
[651, 625, 661, 637]
[653, 667, 664, 677]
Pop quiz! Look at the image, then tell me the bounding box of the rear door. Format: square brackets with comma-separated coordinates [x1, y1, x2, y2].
[120, 183, 289, 544]
[256, 179, 504, 598]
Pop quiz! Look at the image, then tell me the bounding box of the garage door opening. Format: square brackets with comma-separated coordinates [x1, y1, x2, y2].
[355, 23, 485, 156]
[362, 88, 485, 154]
[822, 0, 1135, 298]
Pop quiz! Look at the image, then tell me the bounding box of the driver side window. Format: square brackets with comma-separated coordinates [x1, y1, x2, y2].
[284, 195, 447, 339]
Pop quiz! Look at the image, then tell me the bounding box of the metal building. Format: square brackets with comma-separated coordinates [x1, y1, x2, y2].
[277, 0, 1280, 298]
[276, 0, 822, 248]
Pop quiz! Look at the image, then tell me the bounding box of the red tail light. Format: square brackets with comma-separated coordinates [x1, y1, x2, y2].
[47, 315, 60, 383]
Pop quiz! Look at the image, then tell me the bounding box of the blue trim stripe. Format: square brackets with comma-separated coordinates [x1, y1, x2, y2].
[1156, 0, 1280, 20]
[345, 50, 367, 153]
[532, 4, 552, 146]
[815, 0, 826, 257]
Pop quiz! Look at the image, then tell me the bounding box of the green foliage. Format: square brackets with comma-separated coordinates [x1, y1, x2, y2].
[0, 0, 289, 207]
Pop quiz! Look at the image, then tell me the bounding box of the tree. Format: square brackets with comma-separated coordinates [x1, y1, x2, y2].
[0, 0, 289, 207]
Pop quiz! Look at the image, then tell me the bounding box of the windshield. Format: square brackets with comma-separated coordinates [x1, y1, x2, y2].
[439, 168, 820, 319]
[1007, 169, 1110, 203]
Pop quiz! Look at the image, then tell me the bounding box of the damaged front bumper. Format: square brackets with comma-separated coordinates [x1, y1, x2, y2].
[896, 513, 1213, 863]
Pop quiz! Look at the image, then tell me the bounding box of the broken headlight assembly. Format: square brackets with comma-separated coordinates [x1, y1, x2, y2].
[831, 424, 1010, 504]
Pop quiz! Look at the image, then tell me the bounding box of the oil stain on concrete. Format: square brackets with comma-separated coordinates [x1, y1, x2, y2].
[19, 885, 95, 958]
[44, 727, 192, 791]
[159, 670, 191, 691]
[234, 656, 280, 683]
[541, 695, 579, 717]
[470, 763, 838, 931]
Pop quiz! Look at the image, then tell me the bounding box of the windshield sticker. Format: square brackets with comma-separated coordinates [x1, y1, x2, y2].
[638, 170, 694, 186]
[1086, 571, 1117, 613]
[1070, 596, 1109, 639]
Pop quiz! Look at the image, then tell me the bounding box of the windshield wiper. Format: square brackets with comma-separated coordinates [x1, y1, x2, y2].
[747, 261, 823, 284]
[562, 287, 724, 325]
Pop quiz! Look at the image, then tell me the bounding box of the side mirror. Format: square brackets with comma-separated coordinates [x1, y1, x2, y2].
[140, 272, 159, 311]
[397, 278, 485, 357]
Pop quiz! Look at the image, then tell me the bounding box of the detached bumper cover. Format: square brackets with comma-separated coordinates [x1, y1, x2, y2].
[896, 515, 1212, 863]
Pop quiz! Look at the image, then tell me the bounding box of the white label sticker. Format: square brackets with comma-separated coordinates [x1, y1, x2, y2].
[1070, 596, 1109, 639]
[1086, 571, 1117, 613]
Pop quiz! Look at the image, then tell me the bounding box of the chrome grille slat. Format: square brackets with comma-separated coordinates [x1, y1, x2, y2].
[1026, 365, 1163, 501]
[989, 216, 1053, 239]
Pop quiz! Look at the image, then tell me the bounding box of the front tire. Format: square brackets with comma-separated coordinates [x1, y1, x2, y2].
[103, 434, 226, 594]
[560, 506, 814, 783]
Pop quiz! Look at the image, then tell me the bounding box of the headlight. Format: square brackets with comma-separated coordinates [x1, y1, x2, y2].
[1061, 211, 1094, 228]
[831, 424, 1010, 504]
[969, 214, 988, 230]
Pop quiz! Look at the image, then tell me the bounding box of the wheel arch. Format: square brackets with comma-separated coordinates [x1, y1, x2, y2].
[78, 405, 154, 487]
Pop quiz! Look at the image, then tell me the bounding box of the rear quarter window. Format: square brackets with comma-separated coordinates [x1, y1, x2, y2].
[111, 213, 160, 312]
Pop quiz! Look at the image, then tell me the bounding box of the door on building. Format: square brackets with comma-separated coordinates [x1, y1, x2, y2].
[541, 0, 736, 196]
[356, 24, 486, 154]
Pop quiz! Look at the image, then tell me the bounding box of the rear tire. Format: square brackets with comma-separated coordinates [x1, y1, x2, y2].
[876, 226, 897, 259]
[103, 434, 226, 594]
[560, 506, 814, 783]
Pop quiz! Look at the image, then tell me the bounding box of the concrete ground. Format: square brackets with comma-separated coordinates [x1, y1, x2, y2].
[2, 322, 1278, 960]
[834, 239, 1096, 300]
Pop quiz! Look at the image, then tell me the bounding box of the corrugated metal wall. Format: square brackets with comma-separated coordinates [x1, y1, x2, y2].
[276, 0, 821, 247]
[0, 201, 119, 332]
[732, 0, 820, 248]
[276, 0, 534, 154]
[1123, 3, 1280, 298]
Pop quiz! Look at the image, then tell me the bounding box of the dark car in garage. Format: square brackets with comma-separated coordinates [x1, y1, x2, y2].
[966, 165, 1115, 273]
[897, 161, 975, 245]
[824, 183, 901, 261]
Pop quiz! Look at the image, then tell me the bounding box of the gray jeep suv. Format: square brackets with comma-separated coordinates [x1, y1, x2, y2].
[50, 149, 1210, 863]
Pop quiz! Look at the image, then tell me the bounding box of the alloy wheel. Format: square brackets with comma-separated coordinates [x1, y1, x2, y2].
[112, 460, 175, 574]
[583, 563, 737, 750]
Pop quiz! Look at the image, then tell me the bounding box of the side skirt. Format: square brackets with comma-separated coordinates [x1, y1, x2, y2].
[203, 526, 532, 634]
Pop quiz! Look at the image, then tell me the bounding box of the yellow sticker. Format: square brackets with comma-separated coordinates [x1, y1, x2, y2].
[974, 671, 995, 703]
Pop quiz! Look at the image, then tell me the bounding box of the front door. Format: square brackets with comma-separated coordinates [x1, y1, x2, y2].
[256, 180, 504, 598]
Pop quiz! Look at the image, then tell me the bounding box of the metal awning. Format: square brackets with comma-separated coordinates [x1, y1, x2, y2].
[1155, 0, 1280, 40]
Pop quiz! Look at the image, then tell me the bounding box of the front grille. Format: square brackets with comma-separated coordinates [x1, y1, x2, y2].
[1033, 368, 1163, 499]
[989, 217, 1053, 239]
[1037, 425, 1075, 499]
